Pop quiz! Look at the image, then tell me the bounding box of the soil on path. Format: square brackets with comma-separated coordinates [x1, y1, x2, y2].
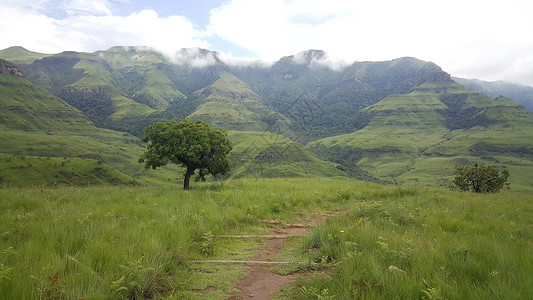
[228, 214, 332, 300]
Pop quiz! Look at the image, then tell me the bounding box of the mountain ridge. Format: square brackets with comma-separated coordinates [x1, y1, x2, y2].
[1, 46, 533, 191]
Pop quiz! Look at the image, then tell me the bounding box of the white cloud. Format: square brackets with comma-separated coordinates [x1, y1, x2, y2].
[216, 52, 273, 68]
[63, 0, 112, 16]
[0, 1, 208, 55]
[207, 0, 533, 85]
[0, 0, 532, 85]
[290, 50, 350, 71]
[168, 48, 218, 67]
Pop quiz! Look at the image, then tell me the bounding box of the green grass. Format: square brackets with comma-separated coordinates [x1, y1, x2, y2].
[272, 181, 533, 300]
[0, 154, 137, 187]
[228, 131, 347, 178]
[0, 178, 531, 299]
[0, 46, 52, 64]
[0, 130, 182, 186]
[306, 86, 533, 191]
[189, 72, 293, 133]
[0, 75, 94, 133]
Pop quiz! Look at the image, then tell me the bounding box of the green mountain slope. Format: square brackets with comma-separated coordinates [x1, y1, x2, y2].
[3, 46, 533, 190]
[0, 61, 93, 133]
[0, 60, 181, 186]
[0, 46, 52, 64]
[11, 47, 232, 136]
[189, 72, 294, 136]
[307, 75, 533, 191]
[454, 77, 533, 112]
[228, 131, 346, 178]
[236, 53, 448, 141]
[0, 58, 339, 186]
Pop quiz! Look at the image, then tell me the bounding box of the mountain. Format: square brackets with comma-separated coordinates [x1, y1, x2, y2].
[2, 46, 533, 191]
[0, 55, 343, 186]
[13, 46, 296, 137]
[189, 71, 293, 134]
[453, 77, 533, 111]
[0, 59, 181, 186]
[307, 74, 533, 190]
[229, 131, 346, 178]
[0, 46, 51, 64]
[234, 54, 447, 142]
[0, 58, 94, 133]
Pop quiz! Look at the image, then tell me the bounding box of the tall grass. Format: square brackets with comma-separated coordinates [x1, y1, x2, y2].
[0, 177, 352, 298]
[285, 186, 533, 299]
[0, 178, 531, 299]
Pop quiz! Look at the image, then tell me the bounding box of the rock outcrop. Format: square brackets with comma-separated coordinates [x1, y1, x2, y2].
[0, 59, 24, 77]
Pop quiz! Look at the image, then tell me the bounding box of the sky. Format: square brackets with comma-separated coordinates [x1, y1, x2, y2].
[0, 0, 532, 86]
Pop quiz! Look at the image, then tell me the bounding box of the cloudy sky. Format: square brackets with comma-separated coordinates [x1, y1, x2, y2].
[1, 0, 532, 86]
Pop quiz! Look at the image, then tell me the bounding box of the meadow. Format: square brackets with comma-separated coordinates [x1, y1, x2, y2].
[0, 177, 531, 299]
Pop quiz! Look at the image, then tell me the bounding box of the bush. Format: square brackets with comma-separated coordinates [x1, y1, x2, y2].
[452, 163, 510, 193]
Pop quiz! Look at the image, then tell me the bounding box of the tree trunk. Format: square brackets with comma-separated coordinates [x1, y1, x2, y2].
[183, 166, 195, 190]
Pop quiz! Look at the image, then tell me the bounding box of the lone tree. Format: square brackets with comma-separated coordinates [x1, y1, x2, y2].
[139, 119, 232, 190]
[452, 163, 510, 193]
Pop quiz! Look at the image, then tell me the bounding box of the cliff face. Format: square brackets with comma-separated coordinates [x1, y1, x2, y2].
[0, 59, 24, 77]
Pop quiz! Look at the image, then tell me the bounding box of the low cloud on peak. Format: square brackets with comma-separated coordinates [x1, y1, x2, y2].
[1, 0, 532, 86]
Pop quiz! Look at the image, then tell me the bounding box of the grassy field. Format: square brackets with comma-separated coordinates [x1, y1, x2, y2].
[0, 154, 137, 187]
[0, 177, 531, 299]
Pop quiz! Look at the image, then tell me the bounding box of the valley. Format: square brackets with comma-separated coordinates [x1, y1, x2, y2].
[1, 46, 532, 191]
[1, 45, 533, 299]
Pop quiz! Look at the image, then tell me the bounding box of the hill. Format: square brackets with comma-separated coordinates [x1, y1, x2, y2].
[0, 59, 181, 186]
[234, 54, 448, 142]
[0, 59, 94, 133]
[307, 75, 533, 191]
[453, 77, 533, 111]
[228, 131, 345, 178]
[189, 72, 293, 135]
[0, 57, 341, 186]
[0, 46, 51, 64]
[2, 46, 533, 190]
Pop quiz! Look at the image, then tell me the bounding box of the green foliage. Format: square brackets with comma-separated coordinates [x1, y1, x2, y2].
[0, 74, 93, 133]
[228, 131, 346, 179]
[452, 163, 510, 193]
[3, 47, 533, 191]
[0, 178, 531, 299]
[276, 180, 533, 300]
[0, 46, 51, 64]
[299, 285, 336, 299]
[139, 120, 232, 189]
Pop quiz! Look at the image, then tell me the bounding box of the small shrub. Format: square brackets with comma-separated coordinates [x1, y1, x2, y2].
[451, 163, 509, 193]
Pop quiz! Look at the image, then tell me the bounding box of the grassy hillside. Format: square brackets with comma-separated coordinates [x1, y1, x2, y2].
[0, 62, 182, 186]
[0, 154, 137, 187]
[1, 60, 346, 187]
[0, 73, 94, 133]
[2, 47, 533, 191]
[228, 131, 346, 178]
[189, 72, 294, 135]
[236, 55, 449, 141]
[4, 48, 458, 142]
[454, 77, 533, 111]
[0, 46, 52, 64]
[0, 178, 530, 299]
[307, 78, 533, 191]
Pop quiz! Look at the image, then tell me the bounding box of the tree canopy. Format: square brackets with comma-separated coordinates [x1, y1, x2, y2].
[452, 163, 510, 193]
[139, 119, 232, 189]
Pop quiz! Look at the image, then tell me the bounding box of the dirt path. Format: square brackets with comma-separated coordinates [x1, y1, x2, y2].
[191, 212, 344, 299]
[228, 215, 330, 299]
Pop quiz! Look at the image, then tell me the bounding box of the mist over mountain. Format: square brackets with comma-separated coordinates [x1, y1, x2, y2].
[1, 46, 533, 191]
[453, 77, 533, 112]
